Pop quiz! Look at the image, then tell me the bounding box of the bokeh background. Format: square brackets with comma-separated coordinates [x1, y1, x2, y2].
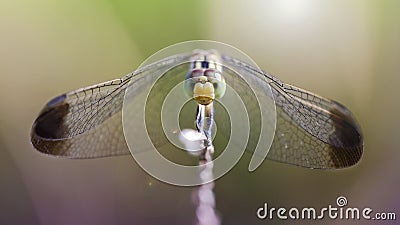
[1, 0, 399, 224]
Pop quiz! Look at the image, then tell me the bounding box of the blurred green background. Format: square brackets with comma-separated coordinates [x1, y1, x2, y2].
[0, 0, 399, 224]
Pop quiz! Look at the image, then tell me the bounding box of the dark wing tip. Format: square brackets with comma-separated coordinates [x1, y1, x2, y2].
[31, 94, 69, 140]
[30, 131, 69, 156]
[328, 101, 363, 168]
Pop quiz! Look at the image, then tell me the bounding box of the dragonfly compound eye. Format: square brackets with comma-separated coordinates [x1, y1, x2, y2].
[211, 75, 226, 99]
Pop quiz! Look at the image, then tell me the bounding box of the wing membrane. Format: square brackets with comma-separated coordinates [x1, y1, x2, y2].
[222, 55, 363, 168]
[31, 52, 363, 168]
[31, 54, 191, 157]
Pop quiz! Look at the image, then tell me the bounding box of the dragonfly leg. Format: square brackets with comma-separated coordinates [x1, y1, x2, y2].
[196, 104, 205, 134]
[195, 103, 215, 160]
[204, 103, 214, 147]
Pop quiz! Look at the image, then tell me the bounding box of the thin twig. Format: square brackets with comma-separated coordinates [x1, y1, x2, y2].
[194, 145, 220, 225]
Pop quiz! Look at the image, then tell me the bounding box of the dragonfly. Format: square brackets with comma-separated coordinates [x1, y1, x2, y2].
[31, 49, 363, 169]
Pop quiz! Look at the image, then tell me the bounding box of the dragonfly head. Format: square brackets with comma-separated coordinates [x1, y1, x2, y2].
[184, 69, 226, 105]
[184, 50, 227, 105]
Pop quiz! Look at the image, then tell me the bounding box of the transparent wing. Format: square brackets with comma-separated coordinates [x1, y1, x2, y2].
[222, 55, 363, 168]
[31, 52, 363, 168]
[31, 54, 191, 158]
